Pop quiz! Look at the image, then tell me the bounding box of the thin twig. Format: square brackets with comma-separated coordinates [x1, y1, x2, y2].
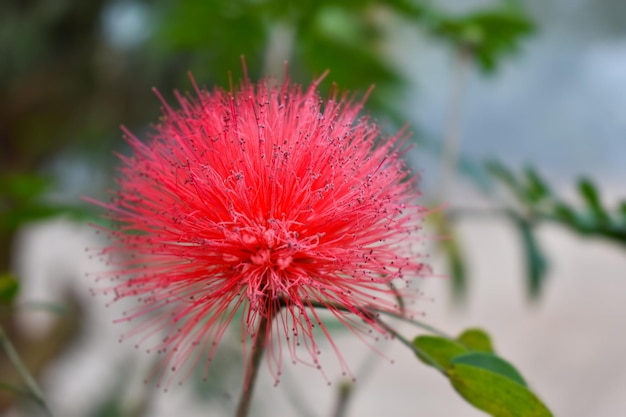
[304, 299, 454, 340]
[374, 317, 447, 375]
[0, 326, 53, 417]
[302, 299, 450, 374]
[374, 309, 453, 339]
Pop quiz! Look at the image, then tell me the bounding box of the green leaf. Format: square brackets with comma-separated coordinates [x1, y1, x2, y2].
[523, 167, 551, 204]
[466, 11, 534, 73]
[413, 330, 553, 416]
[514, 217, 548, 299]
[487, 162, 553, 208]
[300, 16, 400, 105]
[457, 328, 494, 353]
[0, 274, 19, 304]
[383, 0, 429, 21]
[451, 352, 526, 387]
[413, 335, 467, 370]
[448, 362, 553, 417]
[426, 7, 534, 73]
[552, 202, 579, 227]
[154, 0, 267, 86]
[578, 178, 610, 226]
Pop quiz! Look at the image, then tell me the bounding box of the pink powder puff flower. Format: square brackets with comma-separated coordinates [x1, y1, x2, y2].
[89, 68, 429, 388]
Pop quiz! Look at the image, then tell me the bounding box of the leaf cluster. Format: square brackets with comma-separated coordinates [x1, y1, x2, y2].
[414, 328, 552, 416]
[488, 161, 626, 246]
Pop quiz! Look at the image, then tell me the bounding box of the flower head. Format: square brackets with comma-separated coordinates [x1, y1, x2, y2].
[92, 70, 428, 386]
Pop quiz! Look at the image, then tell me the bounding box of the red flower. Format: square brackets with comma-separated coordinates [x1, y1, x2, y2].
[91, 71, 428, 387]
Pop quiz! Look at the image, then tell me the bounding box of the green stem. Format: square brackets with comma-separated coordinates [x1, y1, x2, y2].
[304, 300, 453, 339]
[0, 326, 53, 416]
[302, 299, 450, 374]
[234, 314, 270, 417]
[374, 317, 447, 375]
[372, 309, 453, 339]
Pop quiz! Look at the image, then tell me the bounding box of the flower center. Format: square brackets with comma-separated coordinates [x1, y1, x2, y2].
[222, 225, 296, 271]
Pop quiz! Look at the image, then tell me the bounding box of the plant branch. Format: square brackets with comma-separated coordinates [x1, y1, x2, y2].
[234, 314, 270, 417]
[302, 299, 451, 374]
[304, 299, 453, 340]
[373, 317, 447, 374]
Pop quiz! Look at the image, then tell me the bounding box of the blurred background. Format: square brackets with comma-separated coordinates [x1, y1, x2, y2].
[1, 0, 626, 416]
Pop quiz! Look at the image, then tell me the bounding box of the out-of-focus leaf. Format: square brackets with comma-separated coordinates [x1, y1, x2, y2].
[299, 9, 400, 107]
[457, 328, 494, 353]
[488, 163, 626, 247]
[552, 202, 578, 226]
[0, 274, 19, 304]
[578, 178, 610, 226]
[413, 335, 467, 369]
[0, 174, 52, 202]
[523, 167, 551, 204]
[383, 0, 429, 20]
[514, 217, 548, 299]
[155, 0, 267, 86]
[418, 5, 534, 73]
[465, 11, 534, 73]
[451, 352, 526, 387]
[487, 162, 553, 208]
[448, 362, 553, 417]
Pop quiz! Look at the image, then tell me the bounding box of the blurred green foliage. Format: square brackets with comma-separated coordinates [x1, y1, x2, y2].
[0, 274, 19, 305]
[418, 3, 534, 72]
[488, 161, 626, 246]
[443, 161, 626, 301]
